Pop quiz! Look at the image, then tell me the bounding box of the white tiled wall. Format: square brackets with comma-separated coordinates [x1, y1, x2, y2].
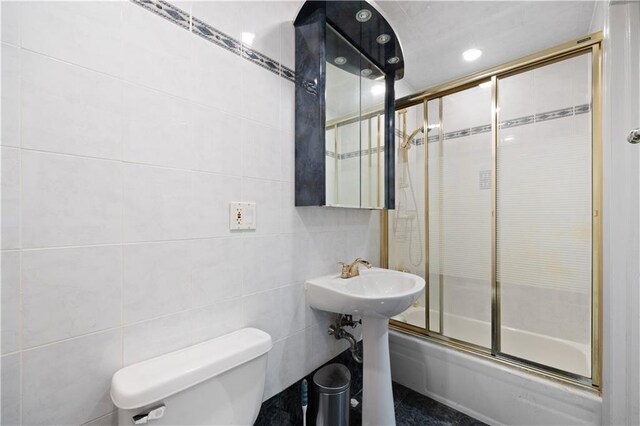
[0, 2, 379, 425]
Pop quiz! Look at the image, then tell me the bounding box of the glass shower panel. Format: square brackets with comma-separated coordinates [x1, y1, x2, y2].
[336, 122, 361, 207]
[326, 126, 337, 206]
[426, 99, 440, 333]
[437, 85, 492, 347]
[389, 103, 426, 329]
[497, 53, 592, 377]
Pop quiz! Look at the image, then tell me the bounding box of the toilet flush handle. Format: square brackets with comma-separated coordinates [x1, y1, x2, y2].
[132, 404, 166, 424]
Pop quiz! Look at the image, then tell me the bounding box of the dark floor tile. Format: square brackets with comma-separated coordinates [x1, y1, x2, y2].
[392, 382, 411, 406]
[255, 345, 485, 426]
[394, 383, 486, 426]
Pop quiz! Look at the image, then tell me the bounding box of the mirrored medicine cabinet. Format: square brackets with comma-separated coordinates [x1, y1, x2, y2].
[293, 1, 405, 209]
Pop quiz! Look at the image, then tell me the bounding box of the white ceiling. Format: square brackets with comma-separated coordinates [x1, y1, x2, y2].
[376, 1, 600, 93]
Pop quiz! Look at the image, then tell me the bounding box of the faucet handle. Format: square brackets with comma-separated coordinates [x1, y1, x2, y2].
[338, 262, 351, 279]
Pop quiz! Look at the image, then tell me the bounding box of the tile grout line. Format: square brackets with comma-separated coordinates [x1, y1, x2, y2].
[16, 145, 292, 182]
[14, 227, 364, 253]
[17, 46, 290, 135]
[17, 64, 25, 422]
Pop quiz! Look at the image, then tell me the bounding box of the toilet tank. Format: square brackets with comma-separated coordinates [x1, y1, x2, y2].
[111, 328, 272, 426]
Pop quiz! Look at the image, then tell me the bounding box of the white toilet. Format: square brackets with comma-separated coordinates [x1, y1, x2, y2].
[111, 328, 272, 425]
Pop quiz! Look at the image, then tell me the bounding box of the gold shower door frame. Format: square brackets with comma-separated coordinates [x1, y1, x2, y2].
[383, 32, 603, 390]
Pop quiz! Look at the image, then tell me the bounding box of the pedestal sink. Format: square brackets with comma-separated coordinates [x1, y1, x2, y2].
[305, 267, 425, 426]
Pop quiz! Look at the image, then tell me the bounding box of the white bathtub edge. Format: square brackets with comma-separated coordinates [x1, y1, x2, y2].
[390, 329, 602, 425]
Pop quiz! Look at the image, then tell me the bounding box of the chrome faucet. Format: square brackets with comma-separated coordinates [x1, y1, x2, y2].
[339, 258, 372, 279]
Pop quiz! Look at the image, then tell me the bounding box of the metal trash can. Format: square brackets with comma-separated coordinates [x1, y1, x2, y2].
[313, 363, 351, 426]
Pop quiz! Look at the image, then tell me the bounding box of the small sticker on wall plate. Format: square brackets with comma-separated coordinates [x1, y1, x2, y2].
[229, 202, 256, 230]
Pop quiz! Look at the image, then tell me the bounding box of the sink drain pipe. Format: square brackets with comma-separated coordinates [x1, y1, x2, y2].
[328, 315, 363, 364]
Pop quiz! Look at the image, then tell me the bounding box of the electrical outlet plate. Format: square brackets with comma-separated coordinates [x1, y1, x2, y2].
[229, 202, 256, 230]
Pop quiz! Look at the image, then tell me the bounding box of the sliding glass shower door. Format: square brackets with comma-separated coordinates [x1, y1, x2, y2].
[496, 52, 593, 377]
[388, 38, 601, 385]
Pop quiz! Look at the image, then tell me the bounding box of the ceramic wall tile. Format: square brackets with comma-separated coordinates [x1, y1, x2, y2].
[1, 43, 20, 147]
[21, 151, 122, 248]
[123, 164, 193, 242]
[190, 35, 244, 117]
[191, 238, 244, 306]
[1, 147, 20, 250]
[22, 245, 122, 348]
[191, 172, 241, 238]
[242, 177, 282, 235]
[21, 51, 124, 160]
[20, 1, 124, 78]
[1, 251, 20, 354]
[123, 310, 197, 365]
[123, 240, 192, 324]
[123, 84, 194, 169]
[242, 120, 282, 181]
[191, 105, 243, 176]
[1, 2, 21, 46]
[263, 328, 313, 400]
[1, 353, 21, 425]
[121, 1, 193, 99]
[22, 330, 122, 426]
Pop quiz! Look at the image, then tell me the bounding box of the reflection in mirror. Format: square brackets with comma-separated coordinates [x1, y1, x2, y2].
[325, 24, 385, 209]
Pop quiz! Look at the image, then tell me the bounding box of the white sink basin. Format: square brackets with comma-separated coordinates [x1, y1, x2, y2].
[305, 267, 425, 426]
[305, 267, 425, 318]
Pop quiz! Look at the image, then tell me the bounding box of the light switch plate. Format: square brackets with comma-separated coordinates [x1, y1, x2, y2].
[229, 202, 256, 230]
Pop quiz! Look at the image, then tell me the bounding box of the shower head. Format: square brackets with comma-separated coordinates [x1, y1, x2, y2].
[400, 126, 425, 150]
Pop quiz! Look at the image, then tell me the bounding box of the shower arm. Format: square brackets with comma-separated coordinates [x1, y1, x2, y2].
[400, 127, 425, 150]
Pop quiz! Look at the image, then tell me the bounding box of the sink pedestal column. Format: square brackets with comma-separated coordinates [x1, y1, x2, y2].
[362, 316, 395, 426]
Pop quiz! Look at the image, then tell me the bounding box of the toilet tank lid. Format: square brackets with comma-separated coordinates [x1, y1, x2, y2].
[110, 328, 272, 410]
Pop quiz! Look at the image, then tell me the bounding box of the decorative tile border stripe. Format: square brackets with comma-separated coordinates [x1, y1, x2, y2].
[131, 0, 295, 82]
[396, 103, 591, 145]
[326, 102, 589, 161]
[326, 146, 386, 160]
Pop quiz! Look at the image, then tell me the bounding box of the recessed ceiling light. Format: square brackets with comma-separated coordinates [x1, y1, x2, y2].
[361, 68, 373, 77]
[371, 84, 385, 95]
[463, 48, 482, 61]
[356, 9, 372, 22]
[376, 34, 391, 44]
[386, 56, 399, 64]
[479, 81, 491, 89]
[334, 56, 347, 65]
[241, 32, 255, 46]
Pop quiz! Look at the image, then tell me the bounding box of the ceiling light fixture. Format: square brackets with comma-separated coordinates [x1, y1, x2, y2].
[376, 34, 391, 44]
[356, 9, 372, 22]
[334, 56, 347, 65]
[463, 48, 482, 62]
[386, 56, 399, 64]
[361, 68, 373, 77]
[371, 84, 385, 95]
[241, 32, 255, 46]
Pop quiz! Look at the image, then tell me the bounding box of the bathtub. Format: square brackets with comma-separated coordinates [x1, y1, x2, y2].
[390, 307, 600, 425]
[393, 306, 590, 377]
